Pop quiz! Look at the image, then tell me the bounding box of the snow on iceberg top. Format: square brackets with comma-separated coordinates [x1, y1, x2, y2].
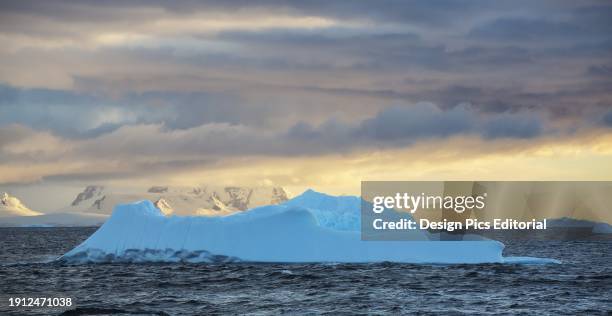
[283, 189, 361, 231]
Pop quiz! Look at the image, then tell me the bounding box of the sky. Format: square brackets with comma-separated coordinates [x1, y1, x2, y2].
[0, 0, 611, 211]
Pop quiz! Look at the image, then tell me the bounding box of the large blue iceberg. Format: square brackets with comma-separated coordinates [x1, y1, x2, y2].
[60, 190, 559, 264]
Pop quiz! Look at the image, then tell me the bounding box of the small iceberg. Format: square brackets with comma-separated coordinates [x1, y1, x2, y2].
[548, 217, 612, 235]
[60, 190, 560, 264]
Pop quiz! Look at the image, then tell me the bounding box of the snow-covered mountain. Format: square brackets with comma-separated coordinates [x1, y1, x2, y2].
[0, 192, 42, 217]
[0, 191, 107, 226]
[65, 185, 289, 216]
[70, 185, 105, 207]
[154, 198, 173, 216]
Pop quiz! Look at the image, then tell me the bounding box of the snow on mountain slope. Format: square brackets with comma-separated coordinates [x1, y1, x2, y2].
[0, 191, 107, 226]
[154, 198, 173, 216]
[65, 185, 289, 216]
[70, 185, 105, 206]
[60, 192, 560, 264]
[0, 192, 42, 217]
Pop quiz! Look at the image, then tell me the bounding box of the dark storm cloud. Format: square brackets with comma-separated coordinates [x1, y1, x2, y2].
[216, 29, 422, 46]
[120, 90, 275, 130]
[587, 64, 612, 77]
[356, 104, 472, 141]
[603, 111, 612, 127]
[0, 84, 280, 138]
[469, 3, 612, 41]
[0, 84, 96, 106]
[482, 115, 542, 139]
[352, 104, 543, 141]
[284, 103, 544, 153]
[470, 19, 588, 42]
[215, 29, 536, 72]
[39, 102, 546, 165]
[0, 84, 153, 138]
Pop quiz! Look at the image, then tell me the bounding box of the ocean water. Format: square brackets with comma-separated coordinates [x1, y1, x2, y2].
[0, 228, 610, 315]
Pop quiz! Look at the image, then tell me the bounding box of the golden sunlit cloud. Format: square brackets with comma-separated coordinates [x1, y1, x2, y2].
[174, 132, 612, 197]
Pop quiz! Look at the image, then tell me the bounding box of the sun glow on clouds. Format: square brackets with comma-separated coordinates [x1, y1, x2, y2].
[93, 33, 150, 46]
[91, 14, 340, 46]
[240, 133, 612, 196]
[150, 15, 339, 33]
[4, 124, 611, 193]
[3, 14, 343, 51]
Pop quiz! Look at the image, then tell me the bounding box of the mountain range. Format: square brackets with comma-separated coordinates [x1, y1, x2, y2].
[0, 184, 289, 226]
[1, 188, 611, 235]
[64, 185, 289, 216]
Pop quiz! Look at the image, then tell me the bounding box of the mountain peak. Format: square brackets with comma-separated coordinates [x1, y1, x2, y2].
[154, 198, 174, 215]
[0, 192, 42, 217]
[66, 184, 290, 216]
[71, 185, 105, 206]
[2, 192, 20, 206]
[148, 186, 168, 194]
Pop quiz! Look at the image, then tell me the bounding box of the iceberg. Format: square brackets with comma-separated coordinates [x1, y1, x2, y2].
[60, 190, 560, 264]
[548, 217, 612, 235]
[593, 223, 612, 234]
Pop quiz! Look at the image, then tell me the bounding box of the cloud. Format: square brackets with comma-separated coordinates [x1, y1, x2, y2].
[482, 114, 542, 139]
[603, 111, 612, 127]
[356, 103, 472, 141]
[0, 124, 38, 148]
[0, 124, 69, 163]
[0, 0, 611, 187]
[587, 64, 612, 77]
[0, 1, 493, 28]
[334, 103, 543, 144]
[1, 103, 547, 163]
[0, 1, 609, 124]
[3, 123, 612, 199]
[469, 4, 612, 42]
[469, 18, 585, 41]
[0, 84, 153, 138]
[0, 84, 288, 137]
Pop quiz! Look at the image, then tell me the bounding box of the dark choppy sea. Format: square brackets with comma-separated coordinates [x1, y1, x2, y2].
[0, 227, 610, 315]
